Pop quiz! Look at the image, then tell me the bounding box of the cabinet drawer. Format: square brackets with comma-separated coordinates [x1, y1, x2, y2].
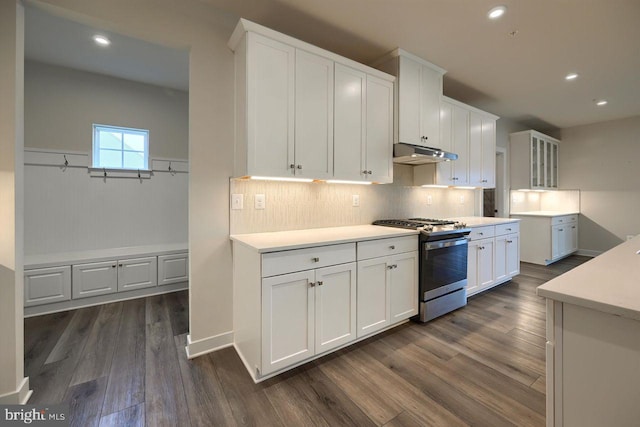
[158, 253, 189, 286]
[551, 215, 577, 225]
[72, 261, 118, 299]
[24, 266, 71, 307]
[357, 236, 418, 261]
[495, 222, 519, 236]
[468, 226, 495, 241]
[262, 243, 356, 277]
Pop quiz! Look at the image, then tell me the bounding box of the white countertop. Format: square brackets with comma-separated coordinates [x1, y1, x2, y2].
[537, 235, 640, 321]
[510, 211, 579, 217]
[230, 225, 418, 252]
[449, 216, 520, 227]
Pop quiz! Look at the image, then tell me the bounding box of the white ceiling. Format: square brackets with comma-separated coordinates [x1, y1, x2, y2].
[25, 0, 640, 131]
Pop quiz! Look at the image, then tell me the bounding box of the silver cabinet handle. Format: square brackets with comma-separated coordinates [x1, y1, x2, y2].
[317, 281, 323, 286]
[389, 245, 396, 250]
[311, 257, 320, 262]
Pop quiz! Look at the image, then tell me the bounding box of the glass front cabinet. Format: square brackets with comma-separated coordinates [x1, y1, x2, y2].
[510, 130, 560, 190]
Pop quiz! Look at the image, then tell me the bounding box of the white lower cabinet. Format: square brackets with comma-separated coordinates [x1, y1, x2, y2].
[24, 266, 71, 307]
[233, 234, 418, 381]
[158, 253, 189, 286]
[511, 214, 578, 265]
[118, 257, 158, 292]
[73, 257, 157, 298]
[467, 222, 520, 297]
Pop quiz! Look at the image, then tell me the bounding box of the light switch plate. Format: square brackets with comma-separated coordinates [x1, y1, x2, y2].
[231, 194, 243, 210]
[352, 195, 360, 207]
[255, 194, 266, 210]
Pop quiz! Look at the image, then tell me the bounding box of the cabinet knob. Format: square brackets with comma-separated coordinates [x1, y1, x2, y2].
[506, 240, 513, 244]
[479, 246, 485, 250]
[481, 179, 487, 183]
[478, 232, 483, 236]
[311, 257, 320, 262]
[572, 226, 576, 229]
[118, 263, 123, 267]
[393, 264, 398, 269]
[362, 170, 368, 175]
[111, 265, 116, 268]
[296, 164, 302, 170]
[559, 228, 564, 232]
[421, 136, 428, 140]
[317, 281, 323, 286]
[368, 170, 372, 175]
[506, 228, 511, 231]
[309, 281, 316, 287]
[289, 164, 295, 169]
[389, 245, 395, 250]
[387, 265, 393, 270]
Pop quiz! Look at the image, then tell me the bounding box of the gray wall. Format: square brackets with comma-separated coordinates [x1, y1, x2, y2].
[24, 60, 188, 159]
[560, 115, 640, 253]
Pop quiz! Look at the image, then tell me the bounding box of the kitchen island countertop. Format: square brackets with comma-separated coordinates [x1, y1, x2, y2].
[537, 235, 640, 321]
[510, 210, 579, 217]
[231, 225, 419, 253]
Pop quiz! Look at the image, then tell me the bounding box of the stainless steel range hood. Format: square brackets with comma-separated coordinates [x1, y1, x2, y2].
[393, 143, 458, 165]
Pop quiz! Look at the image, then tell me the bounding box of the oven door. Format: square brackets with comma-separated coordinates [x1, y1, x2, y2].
[421, 237, 468, 301]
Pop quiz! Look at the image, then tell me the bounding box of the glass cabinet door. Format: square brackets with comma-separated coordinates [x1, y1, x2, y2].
[552, 142, 558, 188]
[531, 137, 539, 187]
[545, 140, 552, 187]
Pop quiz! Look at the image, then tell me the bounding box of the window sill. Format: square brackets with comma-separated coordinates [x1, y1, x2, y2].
[89, 168, 152, 179]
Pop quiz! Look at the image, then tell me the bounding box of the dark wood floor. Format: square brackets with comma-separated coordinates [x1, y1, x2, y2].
[25, 256, 590, 427]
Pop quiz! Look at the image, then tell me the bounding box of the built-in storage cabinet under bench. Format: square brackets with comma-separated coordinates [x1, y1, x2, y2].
[232, 233, 418, 382]
[24, 245, 188, 316]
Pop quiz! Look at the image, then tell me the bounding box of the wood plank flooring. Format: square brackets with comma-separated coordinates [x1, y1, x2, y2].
[25, 256, 589, 427]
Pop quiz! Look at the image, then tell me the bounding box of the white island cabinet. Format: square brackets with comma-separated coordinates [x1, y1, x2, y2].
[231, 225, 418, 382]
[510, 212, 578, 265]
[538, 236, 640, 427]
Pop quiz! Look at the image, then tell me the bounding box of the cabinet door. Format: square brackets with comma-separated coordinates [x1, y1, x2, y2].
[531, 136, 542, 188]
[478, 238, 495, 290]
[494, 235, 508, 284]
[390, 251, 419, 323]
[569, 223, 578, 253]
[118, 256, 157, 292]
[505, 233, 520, 278]
[551, 224, 564, 259]
[158, 253, 189, 286]
[246, 33, 295, 177]
[450, 103, 470, 185]
[24, 266, 71, 307]
[480, 117, 496, 187]
[334, 64, 366, 181]
[72, 261, 118, 299]
[551, 142, 559, 188]
[356, 257, 391, 337]
[366, 75, 394, 183]
[419, 64, 442, 147]
[262, 270, 315, 375]
[468, 111, 482, 186]
[315, 263, 357, 354]
[398, 56, 422, 145]
[295, 49, 334, 179]
[467, 240, 481, 296]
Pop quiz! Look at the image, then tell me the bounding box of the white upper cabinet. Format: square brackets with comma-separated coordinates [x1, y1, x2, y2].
[229, 19, 394, 181]
[510, 130, 560, 190]
[374, 49, 446, 148]
[333, 65, 393, 183]
[436, 100, 470, 186]
[468, 110, 497, 188]
[294, 50, 334, 179]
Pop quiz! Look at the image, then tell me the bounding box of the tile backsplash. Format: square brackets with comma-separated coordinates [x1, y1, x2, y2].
[510, 189, 580, 213]
[230, 178, 478, 234]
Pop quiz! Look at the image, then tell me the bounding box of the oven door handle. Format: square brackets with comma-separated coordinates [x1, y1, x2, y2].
[424, 237, 468, 251]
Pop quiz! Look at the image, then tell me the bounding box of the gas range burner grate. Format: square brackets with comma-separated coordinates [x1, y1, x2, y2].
[407, 218, 456, 226]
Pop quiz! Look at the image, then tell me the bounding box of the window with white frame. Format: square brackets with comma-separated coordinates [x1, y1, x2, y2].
[92, 124, 149, 170]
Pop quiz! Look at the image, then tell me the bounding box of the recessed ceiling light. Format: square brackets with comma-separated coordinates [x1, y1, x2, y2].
[93, 35, 111, 47]
[488, 5, 507, 19]
[565, 73, 579, 81]
[596, 100, 608, 106]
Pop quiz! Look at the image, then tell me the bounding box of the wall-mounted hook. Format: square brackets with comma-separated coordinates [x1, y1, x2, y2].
[138, 169, 141, 179]
[63, 155, 69, 167]
[168, 161, 173, 172]
[103, 168, 107, 177]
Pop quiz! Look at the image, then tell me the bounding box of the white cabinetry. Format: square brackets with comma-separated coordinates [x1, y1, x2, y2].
[261, 244, 357, 375]
[24, 266, 71, 307]
[73, 256, 157, 298]
[510, 130, 560, 190]
[413, 97, 498, 188]
[232, 232, 418, 382]
[467, 222, 520, 297]
[158, 253, 189, 286]
[229, 19, 394, 182]
[510, 214, 578, 265]
[374, 49, 445, 148]
[334, 64, 393, 183]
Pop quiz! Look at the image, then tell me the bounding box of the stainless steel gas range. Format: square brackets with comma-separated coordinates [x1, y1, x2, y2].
[373, 218, 471, 322]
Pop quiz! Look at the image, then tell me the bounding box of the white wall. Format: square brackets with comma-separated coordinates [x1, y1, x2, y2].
[25, 60, 188, 159]
[560, 115, 640, 253]
[23, 62, 189, 255]
[0, 0, 28, 404]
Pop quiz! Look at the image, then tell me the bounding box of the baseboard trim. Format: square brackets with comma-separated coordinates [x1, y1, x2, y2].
[0, 377, 31, 404]
[186, 331, 234, 359]
[577, 249, 601, 258]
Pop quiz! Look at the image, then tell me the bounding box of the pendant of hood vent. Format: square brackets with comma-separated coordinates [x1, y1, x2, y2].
[393, 143, 458, 165]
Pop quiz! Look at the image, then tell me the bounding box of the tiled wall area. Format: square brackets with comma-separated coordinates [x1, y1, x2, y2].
[510, 189, 580, 213]
[230, 179, 478, 234]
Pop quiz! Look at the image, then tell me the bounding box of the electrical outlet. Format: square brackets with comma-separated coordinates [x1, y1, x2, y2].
[459, 195, 465, 204]
[426, 195, 433, 205]
[352, 195, 360, 207]
[255, 194, 265, 210]
[231, 194, 243, 210]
